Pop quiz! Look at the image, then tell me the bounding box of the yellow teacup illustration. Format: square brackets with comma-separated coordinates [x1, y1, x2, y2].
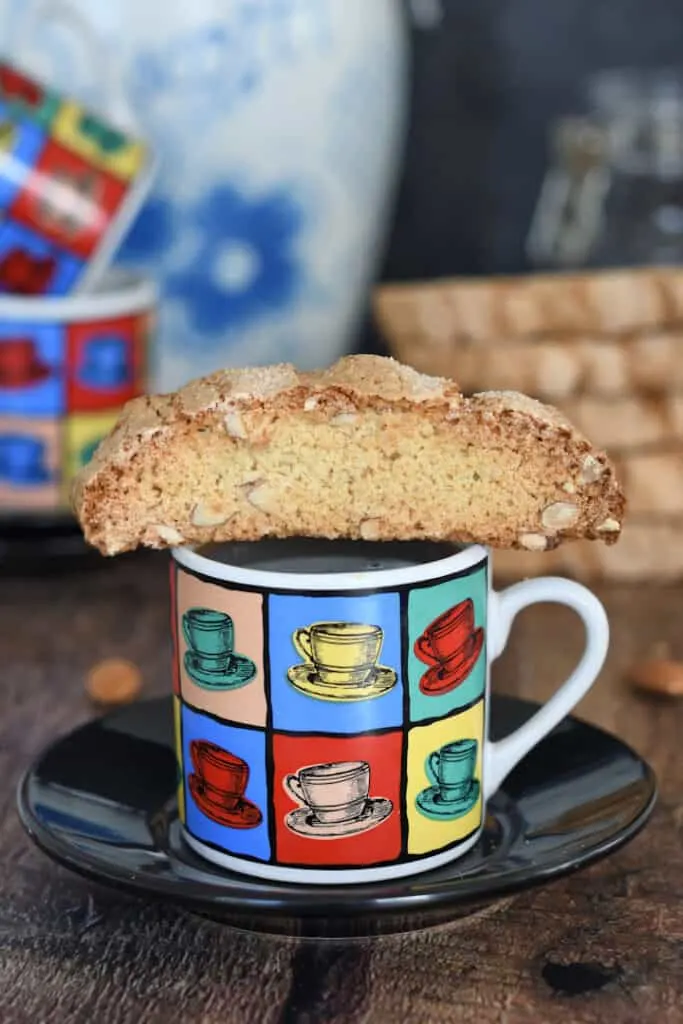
[293, 622, 383, 688]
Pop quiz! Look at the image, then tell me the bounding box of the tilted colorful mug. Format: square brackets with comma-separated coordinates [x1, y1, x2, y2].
[0, 59, 155, 296]
[170, 538, 609, 884]
[0, 268, 155, 513]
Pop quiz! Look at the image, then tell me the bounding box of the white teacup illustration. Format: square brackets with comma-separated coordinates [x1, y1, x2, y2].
[284, 760, 392, 839]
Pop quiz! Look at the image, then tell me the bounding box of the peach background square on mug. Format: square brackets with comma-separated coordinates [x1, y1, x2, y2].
[176, 571, 266, 727]
[0, 416, 61, 509]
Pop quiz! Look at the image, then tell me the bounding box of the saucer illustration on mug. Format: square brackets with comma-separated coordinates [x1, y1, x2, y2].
[414, 599, 484, 696]
[416, 739, 480, 821]
[287, 621, 397, 702]
[188, 739, 262, 829]
[0, 338, 52, 388]
[182, 607, 257, 691]
[284, 760, 393, 838]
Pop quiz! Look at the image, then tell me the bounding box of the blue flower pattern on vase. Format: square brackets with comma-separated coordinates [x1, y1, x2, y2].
[2, 0, 406, 389]
[166, 185, 304, 335]
[118, 196, 175, 263]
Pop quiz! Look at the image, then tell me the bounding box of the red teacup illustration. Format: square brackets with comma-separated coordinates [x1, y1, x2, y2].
[414, 599, 484, 696]
[0, 338, 51, 388]
[188, 739, 262, 829]
[0, 64, 43, 108]
[0, 249, 57, 295]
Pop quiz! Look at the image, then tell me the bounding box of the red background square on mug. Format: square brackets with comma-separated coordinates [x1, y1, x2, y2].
[10, 139, 127, 259]
[272, 731, 403, 867]
[66, 315, 143, 412]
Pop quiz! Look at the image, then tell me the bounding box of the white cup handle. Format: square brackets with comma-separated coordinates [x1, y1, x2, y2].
[14, 0, 139, 131]
[484, 577, 609, 799]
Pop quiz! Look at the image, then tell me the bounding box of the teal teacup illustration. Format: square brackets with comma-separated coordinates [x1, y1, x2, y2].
[182, 607, 256, 691]
[416, 739, 480, 821]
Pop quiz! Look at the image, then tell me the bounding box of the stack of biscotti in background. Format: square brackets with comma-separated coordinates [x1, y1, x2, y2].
[375, 266, 683, 582]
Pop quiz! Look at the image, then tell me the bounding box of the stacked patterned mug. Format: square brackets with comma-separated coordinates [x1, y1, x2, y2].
[0, 60, 156, 516]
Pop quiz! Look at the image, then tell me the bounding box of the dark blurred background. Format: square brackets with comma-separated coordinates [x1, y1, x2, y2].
[381, 0, 683, 282]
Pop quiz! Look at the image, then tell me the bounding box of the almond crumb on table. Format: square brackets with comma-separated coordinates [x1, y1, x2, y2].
[85, 658, 143, 705]
[629, 657, 683, 697]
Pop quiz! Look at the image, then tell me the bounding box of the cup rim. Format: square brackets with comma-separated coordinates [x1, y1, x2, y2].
[299, 760, 367, 781]
[172, 542, 489, 592]
[0, 267, 157, 321]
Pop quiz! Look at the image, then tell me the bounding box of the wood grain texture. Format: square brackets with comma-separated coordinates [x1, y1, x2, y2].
[1, 552, 682, 1024]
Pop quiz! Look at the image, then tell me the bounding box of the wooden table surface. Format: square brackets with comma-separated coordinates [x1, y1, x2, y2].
[2, 551, 683, 1024]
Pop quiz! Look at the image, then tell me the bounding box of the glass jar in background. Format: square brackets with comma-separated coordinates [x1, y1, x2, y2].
[528, 68, 683, 270]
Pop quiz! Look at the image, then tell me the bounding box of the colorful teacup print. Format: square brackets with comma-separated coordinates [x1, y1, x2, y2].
[0, 60, 153, 296]
[284, 760, 393, 838]
[173, 554, 488, 870]
[182, 607, 257, 691]
[288, 620, 397, 702]
[0, 307, 149, 511]
[414, 598, 484, 696]
[406, 701, 485, 856]
[416, 739, 480, 820]
[0, 337, 51, 387]
[188, 739, 262, 829]
[0, 416, 60, 509]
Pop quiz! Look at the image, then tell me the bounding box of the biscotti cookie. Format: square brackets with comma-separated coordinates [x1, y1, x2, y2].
[71, 355, 625, 556]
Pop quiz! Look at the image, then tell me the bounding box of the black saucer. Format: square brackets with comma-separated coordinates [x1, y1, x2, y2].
[17, 695, 657, 938]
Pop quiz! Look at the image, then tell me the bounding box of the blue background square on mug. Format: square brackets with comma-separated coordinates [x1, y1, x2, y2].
[181, 704, 270, 862]
[268, 591, 403, 734]
[0, 322, 65, 416]
[78, 333, 131, 390]
[0, 104, 47, 209]
[0, 221, 84, 296]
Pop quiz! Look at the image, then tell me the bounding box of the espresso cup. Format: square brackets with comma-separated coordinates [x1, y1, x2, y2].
[294, 621, 382, 686]
[191, 740, 248, 811]
[182, 608, 235, 667]
[171, 538, 609, 884]
[427, 740, 477, 802]
[285, 761, 370, 824]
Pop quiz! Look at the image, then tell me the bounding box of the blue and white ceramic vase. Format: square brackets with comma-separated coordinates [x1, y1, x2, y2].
[2, 0, 409, 389]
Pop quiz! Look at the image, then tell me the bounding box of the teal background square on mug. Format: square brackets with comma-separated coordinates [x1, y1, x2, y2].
[407, 563, 488, 724]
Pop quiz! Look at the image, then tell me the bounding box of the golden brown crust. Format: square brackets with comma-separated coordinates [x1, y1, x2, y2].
[71, 355, 625, 556]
